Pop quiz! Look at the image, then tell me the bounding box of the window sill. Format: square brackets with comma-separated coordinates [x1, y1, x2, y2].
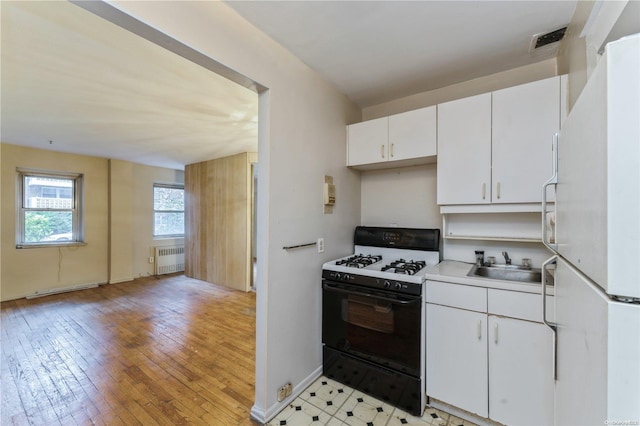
[16, 242, 87, 249]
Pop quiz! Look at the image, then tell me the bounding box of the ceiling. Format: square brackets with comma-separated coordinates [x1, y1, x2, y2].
[1, 1, 258, 170]
[226, 0, 578, 108]
[1, 1, 579, 170]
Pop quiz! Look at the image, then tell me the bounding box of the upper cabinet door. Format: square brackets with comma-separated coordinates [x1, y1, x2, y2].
[492, 76, 560, 203]
[388, 105, 437, 161]
[437, 93, 492, 205]
[347, 117, 388, 166]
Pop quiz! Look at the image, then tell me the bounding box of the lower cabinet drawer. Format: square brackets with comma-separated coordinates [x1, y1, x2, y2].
[488, 288, 555, 322]
[426, 280, 487, 312]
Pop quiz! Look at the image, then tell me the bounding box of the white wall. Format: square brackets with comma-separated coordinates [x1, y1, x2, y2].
[558, 0, 639, 111]
[363, 58, 558, 120]
[97, 1, 362, 422]
[360, 164, 439, 229]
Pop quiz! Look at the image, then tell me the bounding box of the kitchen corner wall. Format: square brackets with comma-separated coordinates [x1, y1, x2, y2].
[360, 164, 440, 230]
[558, 0, 639, 112]
[362, 59, 557, 120]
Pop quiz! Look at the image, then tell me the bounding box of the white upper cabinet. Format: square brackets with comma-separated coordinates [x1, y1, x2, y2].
[347, 106, 436, 169]
[437, 76, 562, 207]
[388, 106, 437, 161]
[492, 76, 560, 203]
[347, 116, 388, 166]
[437, 93, 492, 205]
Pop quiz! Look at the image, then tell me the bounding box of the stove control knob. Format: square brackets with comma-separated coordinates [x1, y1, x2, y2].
[343, 274, 351, 281]
[383, 280, 391, 289]
[335, 273, 342, 280]
[394, 282, 402, 290]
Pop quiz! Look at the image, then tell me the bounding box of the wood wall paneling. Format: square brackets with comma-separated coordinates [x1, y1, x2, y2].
[185, 153, 256, 292]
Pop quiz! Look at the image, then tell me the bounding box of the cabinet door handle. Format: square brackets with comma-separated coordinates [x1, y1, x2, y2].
[482, 183, 486, 200]
[542, 255, 558, 380]
[542, 133, 559, 251]
[477, 319, 482, 340]
[381, 145, 385, 159]
[390, 143, 394, 158]
[494, 321, 499, 344]
[496, 181, 501, 199]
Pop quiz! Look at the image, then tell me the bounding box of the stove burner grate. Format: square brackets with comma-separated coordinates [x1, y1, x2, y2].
[336, 254, 382, 269]
[381, 259, 426, 275]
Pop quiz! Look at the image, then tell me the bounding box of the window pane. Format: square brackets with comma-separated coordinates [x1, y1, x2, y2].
[154, 212, 185, 236]
[154, 187, 184, 211]
[24, 176, 74, 209]
[24, 211, 73, 243]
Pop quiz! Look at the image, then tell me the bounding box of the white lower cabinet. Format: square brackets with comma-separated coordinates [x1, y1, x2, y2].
[426, 304, 488, 418]
[426, 280, 555, 425]
[488, 316, 555, 426]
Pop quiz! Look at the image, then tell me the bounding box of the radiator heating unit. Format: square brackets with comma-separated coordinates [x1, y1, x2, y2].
[154, 245, 185, 275]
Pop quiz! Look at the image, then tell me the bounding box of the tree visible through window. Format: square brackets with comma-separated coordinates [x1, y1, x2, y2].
[17, 170, 83, 245]
[153, 184, 184, 237]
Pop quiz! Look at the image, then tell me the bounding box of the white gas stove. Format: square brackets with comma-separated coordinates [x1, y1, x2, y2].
[321, 226, 440, 416]
[322, 227, 440, 295]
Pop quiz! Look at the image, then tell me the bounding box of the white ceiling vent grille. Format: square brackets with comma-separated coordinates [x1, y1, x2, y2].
[530, 27, 568, 52]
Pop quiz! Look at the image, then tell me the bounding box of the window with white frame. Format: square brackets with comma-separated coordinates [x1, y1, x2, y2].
[17, 169, 83, 246]
[153, 184, 184, 238]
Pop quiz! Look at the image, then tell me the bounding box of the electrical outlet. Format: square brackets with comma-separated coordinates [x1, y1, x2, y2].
[277, 382, 292, 401]
[277, 384, 287, 402]
[148, 256, 154, 264]
[317, 238, 324, 253]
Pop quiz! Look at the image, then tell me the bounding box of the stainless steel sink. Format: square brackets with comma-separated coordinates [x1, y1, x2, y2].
[467, 264, 547, 284]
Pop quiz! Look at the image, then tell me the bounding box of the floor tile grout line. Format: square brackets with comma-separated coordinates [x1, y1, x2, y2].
[275, 375, 471, 426]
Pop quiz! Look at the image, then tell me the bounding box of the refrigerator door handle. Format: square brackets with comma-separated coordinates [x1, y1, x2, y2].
[542, 255, 558, 380]
[542, 133, 559, 252]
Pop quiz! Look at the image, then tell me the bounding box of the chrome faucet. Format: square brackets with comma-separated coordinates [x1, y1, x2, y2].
[502, 251, 511, 265]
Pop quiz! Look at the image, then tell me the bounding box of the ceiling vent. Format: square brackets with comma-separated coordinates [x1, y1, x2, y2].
[530, 26, 568, 51]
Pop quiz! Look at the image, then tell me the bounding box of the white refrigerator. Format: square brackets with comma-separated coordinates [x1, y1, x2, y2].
[542, 34, 640, 425]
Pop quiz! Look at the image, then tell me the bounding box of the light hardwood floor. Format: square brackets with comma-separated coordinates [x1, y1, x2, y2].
[1, 274, 258, 425]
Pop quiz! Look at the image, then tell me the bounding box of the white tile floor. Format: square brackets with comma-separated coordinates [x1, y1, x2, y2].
[267, 376, 478, 426]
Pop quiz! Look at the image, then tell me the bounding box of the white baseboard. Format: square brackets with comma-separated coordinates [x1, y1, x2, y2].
[25, 281, 106, 299]
[250, 365, 323, 424]
[429, 398, 501, 426]
[108, 277, 134, 284]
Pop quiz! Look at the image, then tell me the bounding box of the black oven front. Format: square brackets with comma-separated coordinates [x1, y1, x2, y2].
[322, 279, 423, 415]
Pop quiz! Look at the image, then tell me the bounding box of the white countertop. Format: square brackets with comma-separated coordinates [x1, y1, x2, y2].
[425, 260, 555, 295]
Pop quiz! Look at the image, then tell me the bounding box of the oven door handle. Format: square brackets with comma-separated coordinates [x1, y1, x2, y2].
[323, 282, 420, 305]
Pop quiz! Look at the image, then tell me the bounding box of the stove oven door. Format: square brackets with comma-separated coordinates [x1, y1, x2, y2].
[322, 280, 421, 376]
